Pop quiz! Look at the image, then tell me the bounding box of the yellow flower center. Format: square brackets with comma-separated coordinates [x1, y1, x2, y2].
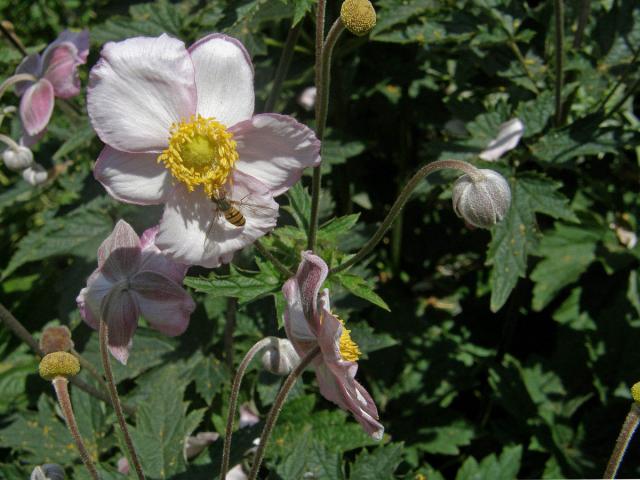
[158, 115, 239, 197]
[337, 317, 361, 362]
[39, 352, 80, 381]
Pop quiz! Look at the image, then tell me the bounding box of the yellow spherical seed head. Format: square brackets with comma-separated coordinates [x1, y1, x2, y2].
[39, 352, 80, 381]
[632, 382, 640, 404]
[158, 115, 239, 197]
[340, 0, 377, 36]
[337, 317, 361, 362]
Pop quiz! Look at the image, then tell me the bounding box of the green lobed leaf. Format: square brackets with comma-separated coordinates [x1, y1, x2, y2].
[349, 443, 404, 480]
[335, 273, 390, 311]
[455, 445, 523, 480]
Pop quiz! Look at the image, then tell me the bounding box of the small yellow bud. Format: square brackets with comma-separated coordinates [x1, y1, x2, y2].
[340, 0, 377, 36]
[39, 352, 80, 381]
[632, 382, 640, 404]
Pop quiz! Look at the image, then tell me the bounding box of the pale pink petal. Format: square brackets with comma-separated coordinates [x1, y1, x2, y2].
[42, 42, 83, 98]
[20, 131, 45, 148]
[77, 270, 114, 330]
[139, 225, 190, 282]
[101, 287, 139, 365]
[94, 146, 173, 205]
[184, 432, 219, 460]
[97, 220, 142, 280]
[87, 34, 197, 152]
[20, 79, 54, 136]
[189, 34, 254, 127]
[45, 30, 89, 63]
[15, 54, 42, 95]
[479, 118, 524, 161]
[226, 465, 248, 480]
[232, 114, 321, 196]
[117, 457, 130, 475]
[130, 271, 195, 336]
[155, 171, 278, 268]
[239, 404, 260, 428]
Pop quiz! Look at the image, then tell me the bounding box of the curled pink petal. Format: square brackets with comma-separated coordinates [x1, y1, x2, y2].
[20, 79, 54, 136]
[97, 220, 141, 279]
[42, 42, 84, 98]
[15, 54, 42, 95]
[139, 225, 190, 282]
[232, 114, 321, 196]
[101, 287, 139, 365]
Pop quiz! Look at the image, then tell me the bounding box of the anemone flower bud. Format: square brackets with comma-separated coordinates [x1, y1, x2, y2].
[40, 325, 74, 354]
[632, 382, 640, 405]
[31, 464, 65, 480]
[22, 163, 48, 185]
[452, 169, 511, 229]
[261, 338, 300, 376]
[2, 145, 33, 171]
[340, 0, 377, 36]
[39, 352, 80, 381]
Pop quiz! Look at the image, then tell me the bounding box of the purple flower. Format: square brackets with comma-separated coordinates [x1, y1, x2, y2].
[15, 30, 89, 136]
[76, 220, 195, 364]
[283, 252, 384, 440]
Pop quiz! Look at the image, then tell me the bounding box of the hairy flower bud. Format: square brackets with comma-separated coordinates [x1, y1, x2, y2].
[2, 145, 33, 171]
[452, 169, 511, 229]
[632, 382, 640, 405]
[340, 0, 377, 36]
[261, 338, 300, 376]
[39, 351, 80, 381]
[31, 464, 65, 480]
[40, 325, 74, 354]
[22, 163, 48, 186]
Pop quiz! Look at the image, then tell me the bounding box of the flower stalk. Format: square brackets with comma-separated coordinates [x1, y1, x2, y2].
[604, 403, 640, 479]
[254, 240, 294, 277]
[99, 319, 145, 480]
[263, 22, 302, 113]
[330, 159, 485, 274]
[247, 345, 321, 480]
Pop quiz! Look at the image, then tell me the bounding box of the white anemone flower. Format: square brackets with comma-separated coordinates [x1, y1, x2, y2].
[87, 34, 321, 267]
[479, 118, 524, 161]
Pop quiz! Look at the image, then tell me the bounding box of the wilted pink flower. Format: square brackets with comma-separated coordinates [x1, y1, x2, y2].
[15, 30, 89, 136]
[87, 33, 320, 268]
[76, 220, 195, 364]
[283, 252, 384, 440]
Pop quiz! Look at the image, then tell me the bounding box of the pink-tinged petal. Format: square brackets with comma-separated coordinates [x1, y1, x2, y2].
[189, 34, 254, 127]
[232, 114, 321, 196]
[42, 42, 83, 98]
[20, 130, 45, 149]
[87, 34, 197, 152]
[77, 270, 114, 330]
[14, 54, 42, 95]
[184, 432, 220, 460]
[139, 225, 190, 282]
[97, 220, 142, 280]
[479, 118, 524, 161]
[101, 287, 139, 365]
[94, 146, 173, 205]
[239, 404, 260, 428]
[155, 171, 278, 268]
[20, 79, 54, 136]
[130, 271, 195, 336]
[117, 457, 130, 475]
[45, 30, 89, 63]
[226, 465, 248, 480]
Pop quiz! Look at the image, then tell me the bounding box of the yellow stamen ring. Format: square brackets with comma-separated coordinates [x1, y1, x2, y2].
[337, 317, 361, 362]
[158, 115, 239, 197]
[39, 352, 80, 381]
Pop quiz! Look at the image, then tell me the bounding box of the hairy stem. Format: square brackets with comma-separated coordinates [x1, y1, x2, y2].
[247, 345, 321, 480]
[263, 22, 302, 113]
[52, 377, 100, 480]
[330, 159, 483, 274]
[604, 403, 640, 479]
[220, 337, 276, 479]
[254, 240, 294, 277]
[99, 320, 145, 480]
[553, 0, 565, 126]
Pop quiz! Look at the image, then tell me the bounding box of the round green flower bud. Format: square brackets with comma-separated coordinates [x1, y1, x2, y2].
[39, 352, 80, 381]
[340, 0, 377, 36]
[452, 169, 511, 229]
[631, 382, 640, 404]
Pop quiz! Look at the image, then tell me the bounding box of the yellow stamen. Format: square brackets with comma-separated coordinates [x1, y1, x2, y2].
[158, 114, 238, 197]
[39, 352, 80, 380]
[337, 317, 361, 362]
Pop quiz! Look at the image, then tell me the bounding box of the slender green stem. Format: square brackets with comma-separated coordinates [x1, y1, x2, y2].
[99, 320, 145, 480]
[220, 337, 276, 479]
[308, 18, 346, 251]
[254, 240, 294, 277]
[597, 45, 640, 116]
[52, 377, 100, 480]
[604, 403, 640, 479]
[601, 75, 640, 123]
[0, 132, 20, 151]
[247, 345, 320, 480]
[0, 21, 27, 56]
[507, 41, 540, 95]
[329, 159, 483, 274]
[264, 23, 302, 113]
[0, 73, 37, 101]
[553, 0, 565, 126]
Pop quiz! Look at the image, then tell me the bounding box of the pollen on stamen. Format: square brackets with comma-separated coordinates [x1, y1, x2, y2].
[337, 317, 361, 362]
[157, 114, 239, 197]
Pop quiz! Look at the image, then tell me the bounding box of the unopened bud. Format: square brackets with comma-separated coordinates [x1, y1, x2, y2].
[452, 169, 511, 229]
[39, 351, 80, 381]
[261, 338, 300, 376]
[40, 326, 74, 354]
[340, 0, 377, 36]
[23, 163, 48, 185]
[632, 382, 640, 405]
[31, 464, 65, 480]
[2, 145, 33, 171]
